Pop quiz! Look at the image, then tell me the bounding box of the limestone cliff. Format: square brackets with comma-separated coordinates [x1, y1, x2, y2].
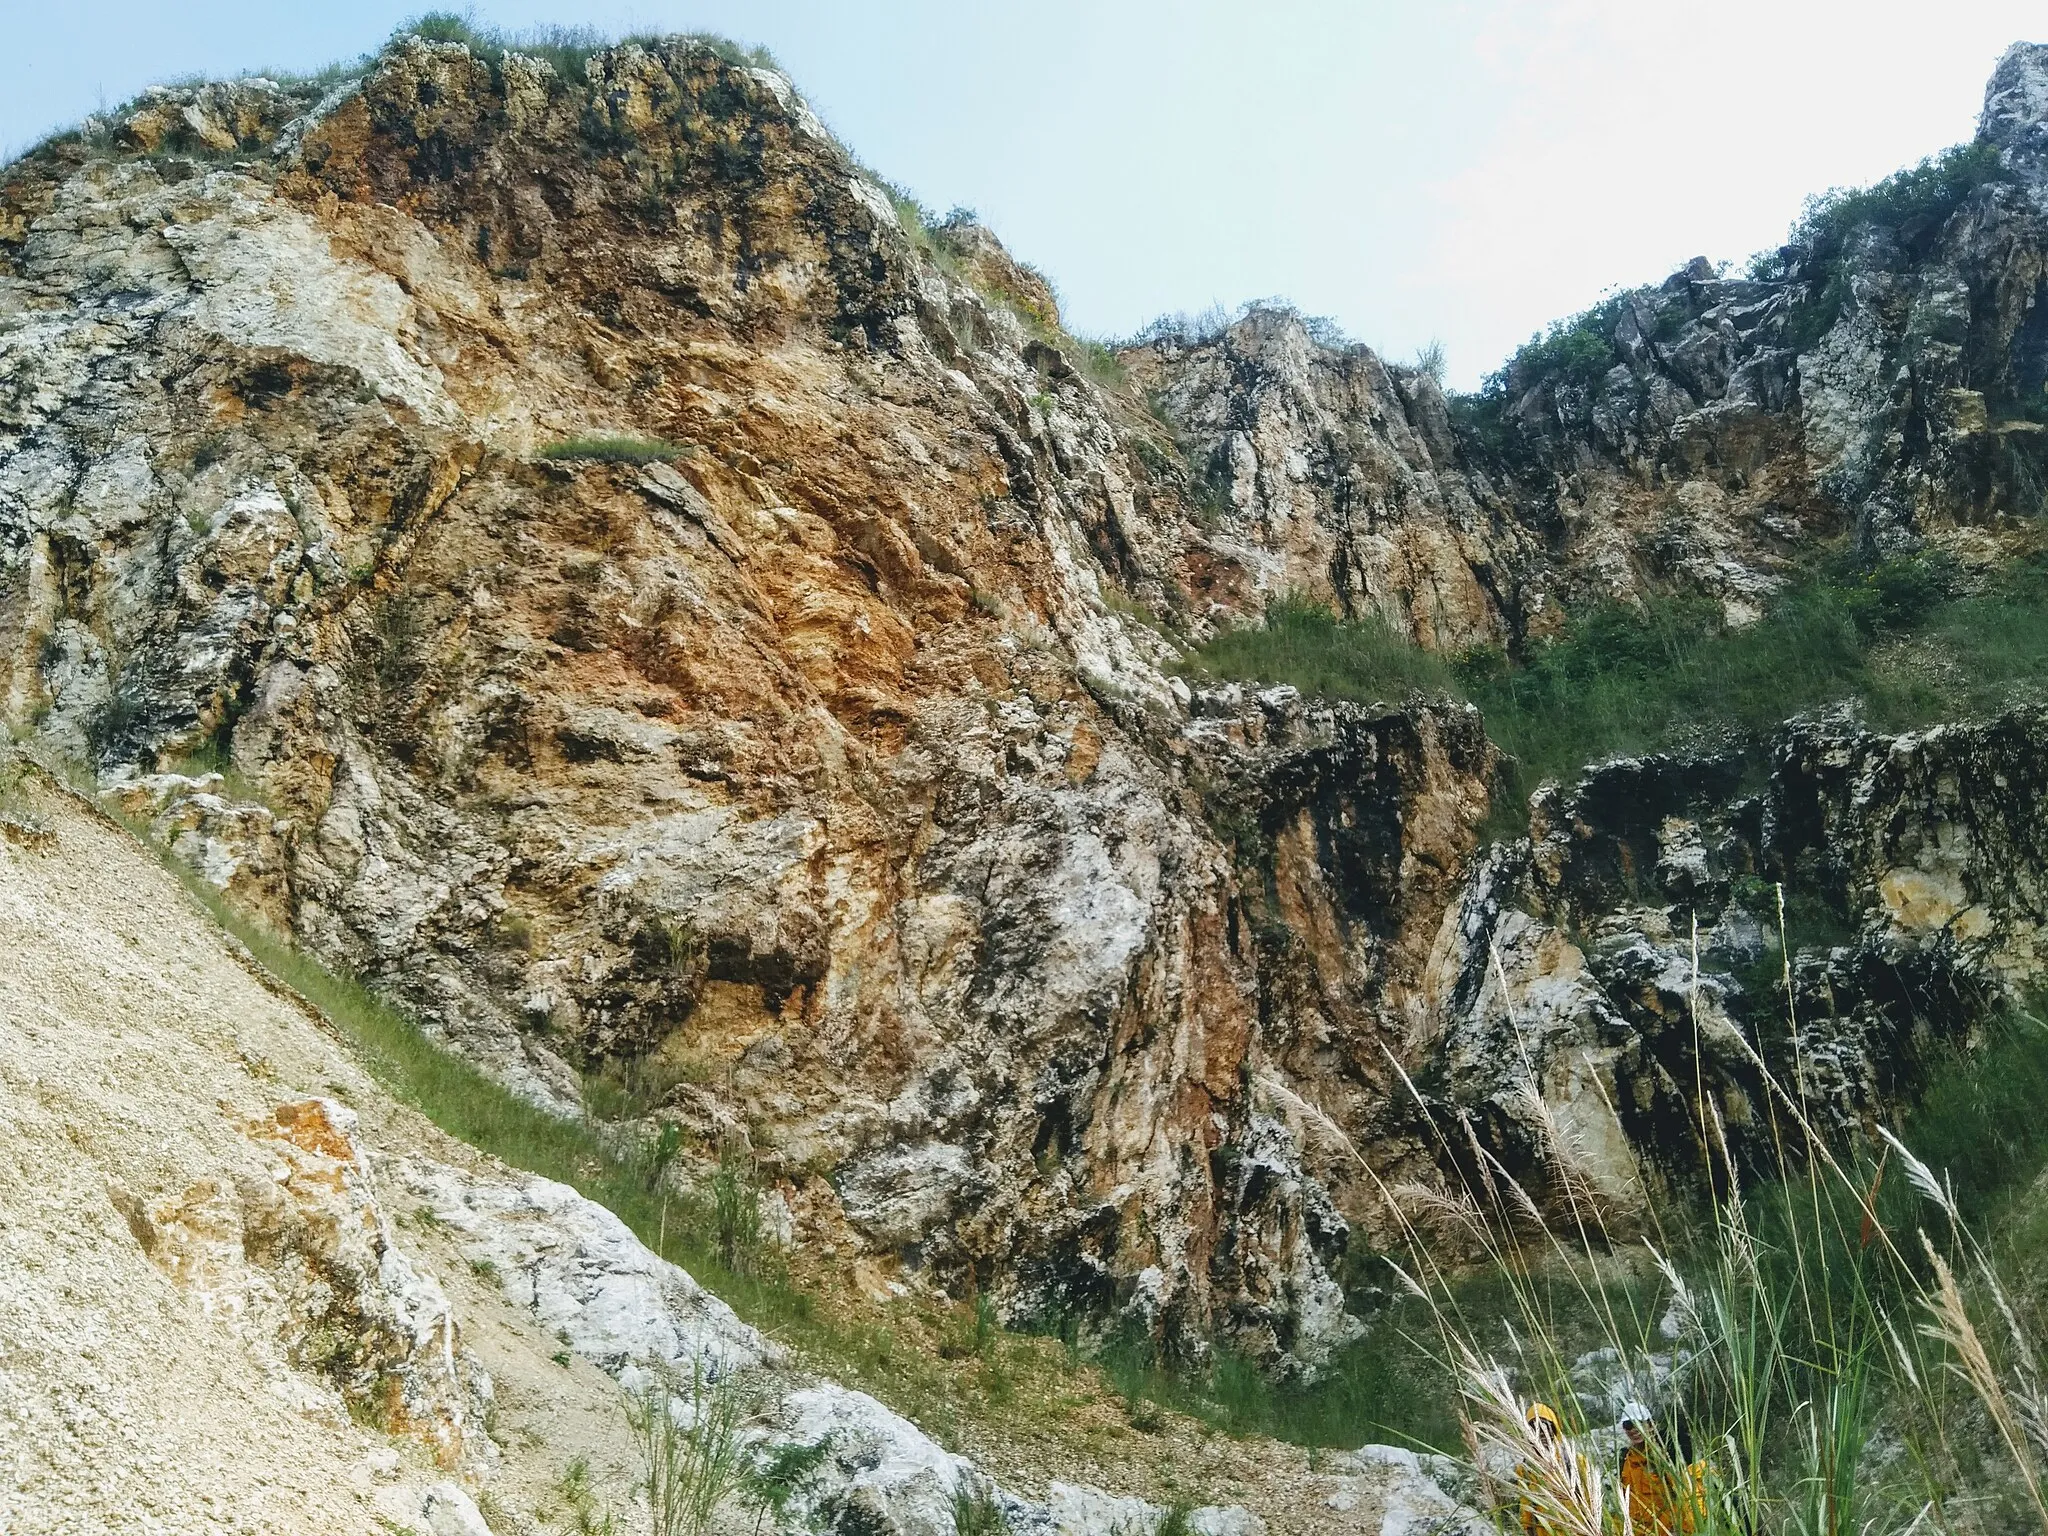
[4, 29, 2048, 1382]
[13, 773, 1483, 1534]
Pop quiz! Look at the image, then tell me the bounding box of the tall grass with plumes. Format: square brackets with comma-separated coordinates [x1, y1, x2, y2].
[1365, 889, 2048, 1536]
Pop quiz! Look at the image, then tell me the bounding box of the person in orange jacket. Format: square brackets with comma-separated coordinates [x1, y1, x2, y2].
[1616, 1403, 1678, 1536]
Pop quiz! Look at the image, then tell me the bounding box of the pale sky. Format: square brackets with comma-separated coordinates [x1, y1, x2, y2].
[4, 2, 2040, 387]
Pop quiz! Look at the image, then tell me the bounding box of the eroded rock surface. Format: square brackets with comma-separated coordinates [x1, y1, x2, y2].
[6, 31, 2048, 1365]
[133, 1097, 493, 1465]
[391, 1154, 773, 1381]
[1421, 705, 2048, 1209]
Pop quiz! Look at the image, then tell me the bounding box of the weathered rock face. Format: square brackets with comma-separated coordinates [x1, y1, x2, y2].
[0, 36, 1325, 1364]
[1419, 705, 2048, 1211]
[6, 30, 2048, 1370]
[1132, 41, 2048, 641]
[1, 775, 1326, 1535]
[1126, 311, 1522, 649]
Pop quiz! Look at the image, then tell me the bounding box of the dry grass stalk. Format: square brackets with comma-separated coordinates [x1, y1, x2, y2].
[1458, 1347, 1608, 1536]
[1916, 1234, 2048, 1530]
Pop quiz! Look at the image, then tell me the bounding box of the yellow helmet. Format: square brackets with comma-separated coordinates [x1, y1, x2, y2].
[1527, 1401, 1563, 1430]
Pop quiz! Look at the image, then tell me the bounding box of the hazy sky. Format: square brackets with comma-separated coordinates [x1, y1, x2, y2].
[4, 2, 2041, 387]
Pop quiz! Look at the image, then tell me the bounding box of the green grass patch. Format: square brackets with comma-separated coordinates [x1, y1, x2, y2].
[581, 1052, 712, 1121]
[538, 435, 692, 465]
[1164, 987, 2048, 1477]
[1099, 1316, 1458, 1451]
[1888, 1002, 2048, 1235]
[1184, 597, 1461, 705]
[1184, 552, 2048, 808]
[1087, 1254, 1660, 1452]
[156, 733, 272, 808]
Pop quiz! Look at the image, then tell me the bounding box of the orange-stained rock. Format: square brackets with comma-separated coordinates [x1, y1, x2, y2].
[143, 1100, 489, 1465]
[12, 30, 2048, 1372]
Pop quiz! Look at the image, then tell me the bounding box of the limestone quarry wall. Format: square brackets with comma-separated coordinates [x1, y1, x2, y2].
[4, 32, 2048, 1373]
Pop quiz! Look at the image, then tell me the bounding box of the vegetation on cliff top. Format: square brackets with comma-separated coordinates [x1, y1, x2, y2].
[1446, 137, 2015, 461]
[399, 12, 780, 81]
[1184, 549, 2048, 800]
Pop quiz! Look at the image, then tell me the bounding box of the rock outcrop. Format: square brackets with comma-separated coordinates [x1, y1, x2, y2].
[392, 1155, 773, 1382]
[5, 774, 1339, 1535]
[5, 28, 2048, 1373]
[1131, 42, 2048, 640]
[136, 1097, 493, 1465]
[1418, 704, 2047, 1209]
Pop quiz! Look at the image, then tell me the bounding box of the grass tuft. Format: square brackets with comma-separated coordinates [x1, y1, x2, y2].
[539, 435, 692, 465]
[951, 1479, 1008, 1536]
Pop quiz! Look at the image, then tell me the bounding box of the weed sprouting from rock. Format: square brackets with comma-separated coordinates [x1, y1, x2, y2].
[539, 435, 692, 465]
[555, 1457, 619, 1535]
[629, 1364, 750, 1536]
[951, 1478, 1008, 1536]
[712, 1147, 763, 1275]
[741, 1441, 828, 1536]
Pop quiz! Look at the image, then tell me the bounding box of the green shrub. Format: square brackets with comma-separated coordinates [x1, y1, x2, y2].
[1790, 141, 2009, 264]
[1446, 294, 1634, 467]
[538, 435, 691, 465]
[1771, 141, 2011, 348]
[1500, 296, 1628, 392]
[1182, 598, 1460, 705]
[743, 1441, 828, 1533]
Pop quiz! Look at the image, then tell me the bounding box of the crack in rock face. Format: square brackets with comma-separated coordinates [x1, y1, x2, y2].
[5, 30, 2048, 1372]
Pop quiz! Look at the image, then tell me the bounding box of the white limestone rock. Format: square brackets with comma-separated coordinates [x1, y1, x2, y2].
[391, 1156, 774, 1379]
[764, 1384, 1267, 1536]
